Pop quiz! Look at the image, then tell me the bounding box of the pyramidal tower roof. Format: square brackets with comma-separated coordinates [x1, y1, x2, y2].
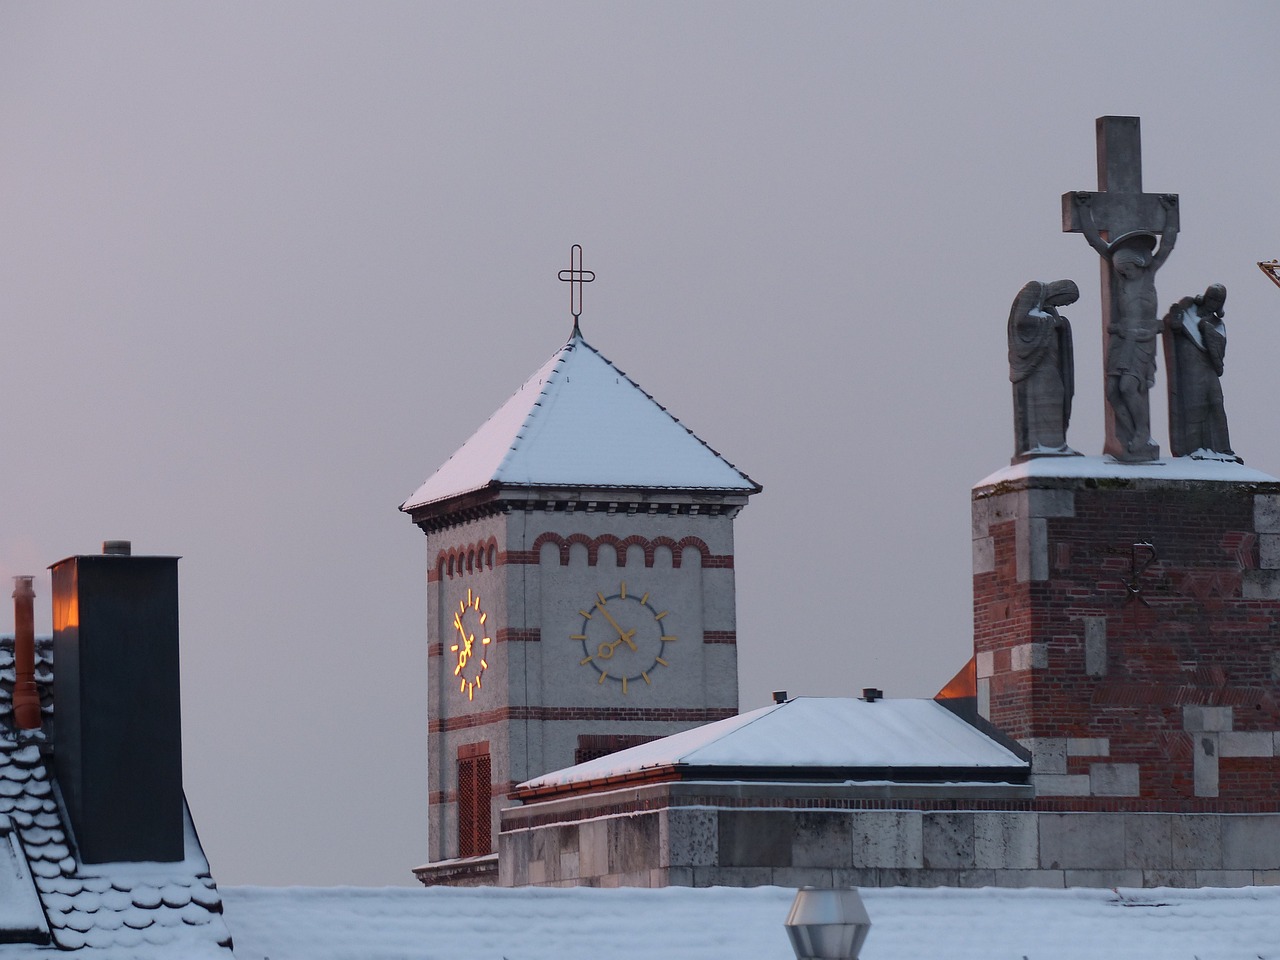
[402, 331, 760, 513]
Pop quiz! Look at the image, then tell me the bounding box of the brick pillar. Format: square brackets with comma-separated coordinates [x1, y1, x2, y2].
[972, 469, 1280, 811]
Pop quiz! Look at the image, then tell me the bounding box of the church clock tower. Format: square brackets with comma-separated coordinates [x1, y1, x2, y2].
[401, 257, 760, 879]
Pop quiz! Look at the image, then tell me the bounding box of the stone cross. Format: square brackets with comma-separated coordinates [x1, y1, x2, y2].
[558, 244, 595, 330]
[1062, 116, 1179, 461]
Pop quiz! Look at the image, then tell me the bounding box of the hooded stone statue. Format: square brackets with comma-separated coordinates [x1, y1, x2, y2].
[1163, 283, 1237, 460]
[1008, 279, 1080, 463]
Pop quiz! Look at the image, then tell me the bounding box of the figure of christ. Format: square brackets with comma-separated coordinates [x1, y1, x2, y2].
[1008, 279, 1080, 462]
[1073, 191, 1178, 461]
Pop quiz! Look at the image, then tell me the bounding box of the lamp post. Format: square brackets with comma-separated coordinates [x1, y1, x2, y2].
[784, 887, 871, 960]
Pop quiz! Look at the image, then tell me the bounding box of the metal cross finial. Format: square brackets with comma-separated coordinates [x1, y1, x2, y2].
[558, 244, 595, 332]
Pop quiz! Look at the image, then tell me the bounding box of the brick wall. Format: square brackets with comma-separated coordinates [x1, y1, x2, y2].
[972, 476, 1280, 810]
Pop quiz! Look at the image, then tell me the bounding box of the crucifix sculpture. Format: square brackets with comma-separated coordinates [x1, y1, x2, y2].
[1062, 117, 1179, 462]
[558, 244, 595, 333]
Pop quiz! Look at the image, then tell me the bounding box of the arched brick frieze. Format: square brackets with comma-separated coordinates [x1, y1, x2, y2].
[489, 531, 733, 569]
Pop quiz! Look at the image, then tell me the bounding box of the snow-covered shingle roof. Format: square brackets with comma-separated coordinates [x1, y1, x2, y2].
[517, 697, 1029, 796]
[402, 331, 759, 512]
[0, 637, 233, 957]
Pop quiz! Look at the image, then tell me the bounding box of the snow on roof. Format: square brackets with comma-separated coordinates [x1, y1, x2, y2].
[518, 697, 1028, 793]
[977, 454, 1278, 488]
[220, 883, 1280, 960]
[401, 331, 759, 511]
[0, 637, 232, 958]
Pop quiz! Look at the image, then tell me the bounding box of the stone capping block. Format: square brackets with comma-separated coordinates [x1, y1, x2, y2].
[1089, 762, 1140, 797]
[1255, 493, 1280, 533]
[976, 677, 990, 719]
[850, 811, 923, 869]
[972, 536, 995, 575]
[973, 812, 1038, 869]
[986, 492, 1021, 529]
[1067, 737, 1109, 757]
[1183, 705, 1233, 732]
[1021, 738, 1067, 775]
[663, 809, 718, 869]
[1243, 570, 1280, 600]
[1172, 816, 1222, 869]
[1016, 516, 1048, 583]
[922, 812, 974, 869]
[1027, 488, 1075, 518]
[1222, 816, 1280, 870]
[1261, 534, 1280, 570]
[1031, 773, 1090, 796]
[1123, 814, 1171, 869]
[1193, 734, 1219, 798]
[792, 811, 852, 869]
[1040, 814, 1125, 869]
[1219, 731, 1275, 758]
[975, 651, 995, 679]
[1082, 616, 1107, 677]
[1010, 642, 1048, 672]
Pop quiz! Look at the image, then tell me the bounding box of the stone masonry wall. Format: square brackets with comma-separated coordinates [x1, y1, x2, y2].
[499, 783, 1280, 889]
[972, 476, 1280, 809]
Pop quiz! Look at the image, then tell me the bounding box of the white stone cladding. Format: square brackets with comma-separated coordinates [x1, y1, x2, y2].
[426, 501, 743, 863]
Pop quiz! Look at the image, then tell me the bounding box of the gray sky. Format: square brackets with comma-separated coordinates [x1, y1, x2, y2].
[3, 2, 1279, 886]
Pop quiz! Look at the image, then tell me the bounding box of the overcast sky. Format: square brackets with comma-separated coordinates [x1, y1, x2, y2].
[3, 2, 1280, 886]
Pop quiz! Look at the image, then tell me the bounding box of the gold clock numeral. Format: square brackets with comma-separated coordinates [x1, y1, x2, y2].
[598, 671, 608, 684]
[655, 656, 669, 667]
[621, 677, 628, 695]
[570, 634, 586, 640]
[641, 671, 651, 684]
[654, 610, 668, 621]
[580, 656, 593, 665]
[579, 609, 593, 620]
[661, 635, 677, 642]
[620, 581, 627, 599]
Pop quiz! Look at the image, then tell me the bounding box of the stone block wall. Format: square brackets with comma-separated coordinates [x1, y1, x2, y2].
[498, 782, 1280, 889]
[972, 475, 1280, 810]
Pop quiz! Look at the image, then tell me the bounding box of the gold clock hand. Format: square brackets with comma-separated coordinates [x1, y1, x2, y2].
[597, 640, 617, 660]
[620, 628, 637, 651]
[595, 603, 632, 643]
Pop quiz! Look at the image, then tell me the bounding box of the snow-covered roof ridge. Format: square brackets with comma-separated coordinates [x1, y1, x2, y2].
[402, 331, 760, 512]
[517, 697, 1030, 795]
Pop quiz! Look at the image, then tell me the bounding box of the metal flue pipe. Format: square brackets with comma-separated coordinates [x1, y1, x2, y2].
[12, 576, 41, 731]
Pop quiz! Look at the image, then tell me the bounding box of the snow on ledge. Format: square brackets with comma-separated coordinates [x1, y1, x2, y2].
[976, 454, 1278, 489]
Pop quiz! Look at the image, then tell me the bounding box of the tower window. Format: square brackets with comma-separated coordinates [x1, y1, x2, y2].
[456, 742, 491, 858]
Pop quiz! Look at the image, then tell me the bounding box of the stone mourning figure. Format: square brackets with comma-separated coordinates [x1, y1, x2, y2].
[1073, 191, 1178, 461]
[1008, 279, 1081, 463]
[1162, 283, 1237, 459]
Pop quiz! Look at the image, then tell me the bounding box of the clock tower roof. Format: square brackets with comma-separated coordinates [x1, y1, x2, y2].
[402, 332, 760, 513]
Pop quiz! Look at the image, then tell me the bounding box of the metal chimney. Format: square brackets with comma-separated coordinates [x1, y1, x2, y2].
[11, 576, 40, 731]
[50, 545, 183, 863]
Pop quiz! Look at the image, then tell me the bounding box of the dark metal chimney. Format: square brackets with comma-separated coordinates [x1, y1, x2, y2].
[50, 543, 184, 863]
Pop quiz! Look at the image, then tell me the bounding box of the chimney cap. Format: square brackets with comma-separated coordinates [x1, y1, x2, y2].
[861, 687, 883, 702]
[102, 540, 132, 556]
[772, 690, 788, 704]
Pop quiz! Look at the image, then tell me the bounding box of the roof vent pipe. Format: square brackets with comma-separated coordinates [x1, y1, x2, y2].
[772, 690, 788, 704]
[102, 540, 131, 556]
[861, 688, 882, 703]
[12, 576, 41, 731]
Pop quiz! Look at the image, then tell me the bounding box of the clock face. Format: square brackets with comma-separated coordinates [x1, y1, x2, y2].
[572, 581, 675, 695]
[451, 588, 491, 701]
